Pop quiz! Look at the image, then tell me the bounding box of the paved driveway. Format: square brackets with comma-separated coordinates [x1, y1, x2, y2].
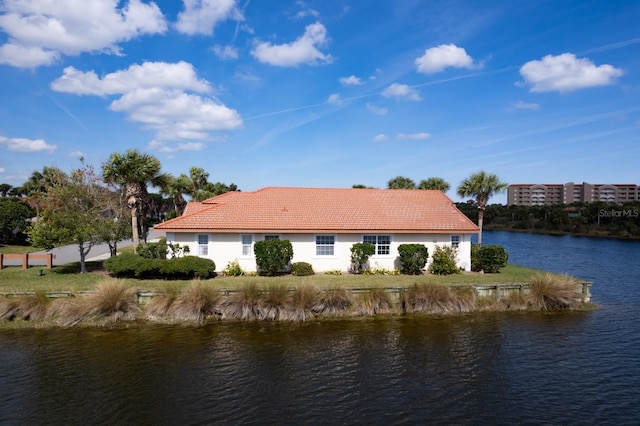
[2, 229, 163, 267]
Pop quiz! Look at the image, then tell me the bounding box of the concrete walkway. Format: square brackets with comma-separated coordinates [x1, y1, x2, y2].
[2, 229, 163, 267]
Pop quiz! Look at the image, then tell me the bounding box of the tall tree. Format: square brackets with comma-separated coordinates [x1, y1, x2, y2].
[387, 176, 416, 189]
[29, 162, 115, 273]
[0, 183, 12, 197]
[457, 171, 507, 245]
[418, 177, 451, 192]
[21, 167, 67, 218]
[161, 174, 191, 217]
[102, 149, 169, 250]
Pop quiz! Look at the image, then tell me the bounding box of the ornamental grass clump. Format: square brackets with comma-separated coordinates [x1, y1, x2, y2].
[220, 282, 262, 320]
[168, 281, 221, 323]
[404, 283, 477, 314]
[46, 280, 140, 326]
[260, 284, 289, 320]
[84, 279, 141, 322]
[312, 286, 352, 316]
[285, 283, 319, 321]
[144, 286, 180, 321]
[14, 292, 51, 321]
[528, 273, 582, 310]
[354, 288, 393, 316]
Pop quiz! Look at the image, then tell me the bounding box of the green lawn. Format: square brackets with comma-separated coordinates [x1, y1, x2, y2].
[0, 262, 564, 294]
[0, 245, 40, 255]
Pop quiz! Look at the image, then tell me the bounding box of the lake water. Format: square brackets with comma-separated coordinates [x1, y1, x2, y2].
[1, 231, 639, 425]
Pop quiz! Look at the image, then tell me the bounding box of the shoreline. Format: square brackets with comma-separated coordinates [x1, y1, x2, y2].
[484, 226, 640, 241]
[0, 277, 595, 329]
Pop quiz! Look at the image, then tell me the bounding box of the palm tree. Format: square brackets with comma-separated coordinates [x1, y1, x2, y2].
[418, 177, 451, 192]
[457, 171, 507, 245]
[387, 176, 416, 189]
[102, 149, 169, 250]
[161, 174, 191, 217]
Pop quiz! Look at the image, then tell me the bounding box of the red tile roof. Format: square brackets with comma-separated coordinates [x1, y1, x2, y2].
[155, 187, 479, 234]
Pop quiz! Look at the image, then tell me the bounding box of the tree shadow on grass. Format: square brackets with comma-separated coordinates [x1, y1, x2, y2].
[54, 261, 106, 274]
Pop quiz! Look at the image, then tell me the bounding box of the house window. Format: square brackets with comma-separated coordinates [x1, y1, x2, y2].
[363, 235, 391, 255]
[197, 234, 209, 256]
[241, 234, 253, 256]
[264, 235, 280, 240]
[316, 235, 335, 256]
[451, 235, 460, 248]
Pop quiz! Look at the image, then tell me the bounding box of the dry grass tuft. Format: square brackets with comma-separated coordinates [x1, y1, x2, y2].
[16, 292, 51, 321]
[285, 283, 319, 321]
[0, 296, 22, 321]
[312, 286, 352, 316]
[355, 288, 393, 316]
[527, 273, 582, 310]
[47, 297, 91, 326]
[404, 284, 477, 314]
[145, 286, 180, 321]
[84, 279, 141, 322]
[260, 284, 289, 320]
[169, 281, 221, 323]
[221, 282, 262, 320]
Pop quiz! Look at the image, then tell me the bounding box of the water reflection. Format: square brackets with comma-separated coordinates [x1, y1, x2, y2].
[1, 231, 640, 424]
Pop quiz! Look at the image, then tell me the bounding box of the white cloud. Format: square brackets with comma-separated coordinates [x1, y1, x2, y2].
[366, 103, 387, 115]
[211, 44, 239, 60]
[327, 93, 342, 105]
[381, 83, 421, 101]
[396, 132, 432, 140]
[373, 134, 388, 142]
[0, 167, 5, 173]
[51, 61, 242, 145]
[51, 61, 211, 95]
[513, 101, 540, 111]
[175, 0, 243, 35]
[339, 75, 363, 86]
[0, 0, 167, 68]
[0, 136, 57, 153]
[520, 53, 624, 93]
[251, 22, 332, 67]
[415, 44, 475, 74]
[69, 150, 84, 158]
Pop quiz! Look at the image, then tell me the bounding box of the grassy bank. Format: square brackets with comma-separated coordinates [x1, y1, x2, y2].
[0, 260, 595, 329]
[0, 272, 594, 329]
[0, 262, 556, 294]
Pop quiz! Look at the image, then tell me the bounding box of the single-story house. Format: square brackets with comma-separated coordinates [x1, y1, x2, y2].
[154, 187, 479, 273]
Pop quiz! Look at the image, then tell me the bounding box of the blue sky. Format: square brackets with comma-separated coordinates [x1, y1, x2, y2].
[0, 0, 638, 204]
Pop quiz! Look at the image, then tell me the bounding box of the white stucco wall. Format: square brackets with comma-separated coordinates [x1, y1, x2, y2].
[163, 231, 473, 273]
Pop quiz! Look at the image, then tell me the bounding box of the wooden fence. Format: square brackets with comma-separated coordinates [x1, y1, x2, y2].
[0, 253, 56, 270]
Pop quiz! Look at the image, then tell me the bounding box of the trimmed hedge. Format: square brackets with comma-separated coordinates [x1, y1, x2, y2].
[291, 262, 315, 276]
[254, 239, 293, 276]
[397, 244, 429, 275]
[471, 244, 508, 273]
[350, 242, 375, 274]
[104, 253, 216, 279]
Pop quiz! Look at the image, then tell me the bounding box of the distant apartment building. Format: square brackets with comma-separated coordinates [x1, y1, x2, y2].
[507, 182, 640, 206]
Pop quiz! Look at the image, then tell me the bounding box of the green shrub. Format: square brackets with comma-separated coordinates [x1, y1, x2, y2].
[428, 245, 459, 275]
[471, 244, 508, 273]
[104, 253, 215, 279]
[254, 239, 293, 276]
[136, 238, 168, 259]
[291, 261, 314, 276]
[397, 244, 429, 275]
[350, 242, 375, 274]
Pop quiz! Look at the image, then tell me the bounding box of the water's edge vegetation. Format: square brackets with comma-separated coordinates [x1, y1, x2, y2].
[0, 270, 594, 329]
